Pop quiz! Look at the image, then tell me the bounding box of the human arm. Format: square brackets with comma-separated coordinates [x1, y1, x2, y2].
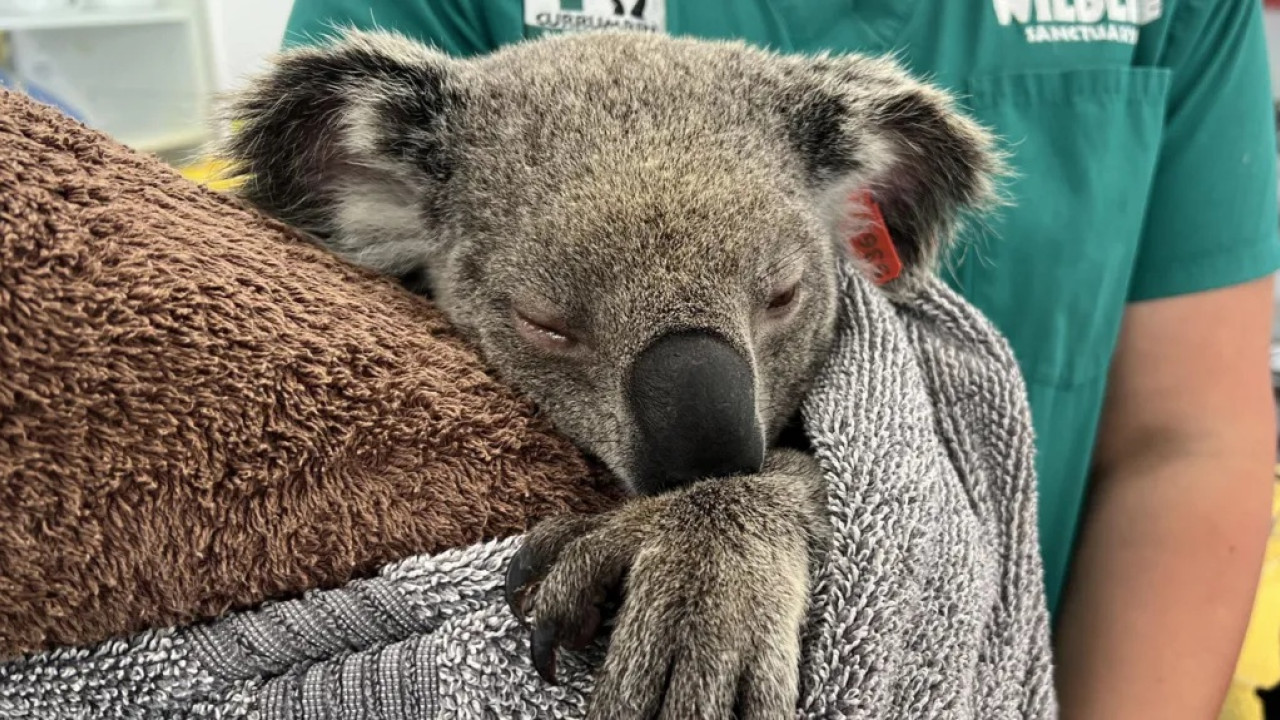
[1054, 275, 1277, 719]
[1053, 0, 1280, 711]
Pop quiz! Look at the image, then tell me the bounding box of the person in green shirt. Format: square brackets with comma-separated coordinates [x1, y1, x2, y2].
[280, 1, 1280, 716]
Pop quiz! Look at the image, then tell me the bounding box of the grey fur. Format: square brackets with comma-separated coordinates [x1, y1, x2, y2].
[211, 28, 1009, 719]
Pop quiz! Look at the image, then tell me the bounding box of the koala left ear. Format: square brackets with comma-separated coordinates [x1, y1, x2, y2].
[779, 54, 1005, 290]
[212, 28, 466, 287]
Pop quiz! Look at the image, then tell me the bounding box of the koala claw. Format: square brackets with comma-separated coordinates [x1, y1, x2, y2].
[505, 512, 635, 683]
[506, 450, 829, 720]
[528, 601, 603, 683]
[503, 544, 545, 629]
[506, 514, 607, 619]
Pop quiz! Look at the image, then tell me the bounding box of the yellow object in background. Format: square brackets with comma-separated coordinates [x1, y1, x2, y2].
[1219, 469, 1280, 720]
[179, 158, 244, 194]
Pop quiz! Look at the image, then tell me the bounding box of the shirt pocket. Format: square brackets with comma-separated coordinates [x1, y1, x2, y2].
[948, 66, 1171, 388]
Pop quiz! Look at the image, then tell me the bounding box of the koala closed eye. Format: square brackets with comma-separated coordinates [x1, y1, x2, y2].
[513, 307, 580, 354]
[763, 279, 802, 318]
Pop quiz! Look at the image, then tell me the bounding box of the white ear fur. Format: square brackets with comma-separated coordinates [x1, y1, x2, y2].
[214, 28, 462, 282]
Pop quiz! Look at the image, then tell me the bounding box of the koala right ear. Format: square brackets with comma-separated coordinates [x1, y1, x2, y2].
[214, 29, 465, 281]
[778, 53, 1006, 293]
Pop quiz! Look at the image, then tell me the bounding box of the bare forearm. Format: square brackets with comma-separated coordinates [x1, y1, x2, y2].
[1054, 450, 1272, 720]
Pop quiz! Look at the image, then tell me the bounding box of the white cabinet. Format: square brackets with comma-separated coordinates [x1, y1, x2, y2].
[0, 0, 218, 162]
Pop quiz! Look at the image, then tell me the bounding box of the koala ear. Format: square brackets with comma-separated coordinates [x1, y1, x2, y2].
[214, 29, 465, 282]
[780, 54, 1005, 291]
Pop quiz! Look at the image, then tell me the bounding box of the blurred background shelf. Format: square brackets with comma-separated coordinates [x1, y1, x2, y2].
[0, 7, 187, 31]
[0, 0, 217, 163]
[126, 126, 211, 153]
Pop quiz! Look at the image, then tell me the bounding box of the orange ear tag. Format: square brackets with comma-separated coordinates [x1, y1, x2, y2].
[849, 190, 902, 285]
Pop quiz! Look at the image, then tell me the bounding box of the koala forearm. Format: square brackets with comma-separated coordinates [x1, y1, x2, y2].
[757, 448, 833, 564]
[507, 449, 831, 719]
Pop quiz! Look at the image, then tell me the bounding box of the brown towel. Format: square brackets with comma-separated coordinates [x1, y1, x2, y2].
[0, 89, 620, 660]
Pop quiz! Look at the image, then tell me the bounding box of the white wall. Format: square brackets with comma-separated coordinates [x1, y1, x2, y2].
[1266, 8, 1280, 98]
[1261, 10, 1280, 354]
[203, 0, 293, 93]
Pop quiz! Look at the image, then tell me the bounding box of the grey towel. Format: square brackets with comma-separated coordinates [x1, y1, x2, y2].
[0, 263, 1058, 719]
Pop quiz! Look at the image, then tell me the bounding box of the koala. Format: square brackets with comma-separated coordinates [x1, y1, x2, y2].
[217, 28, 999, 720]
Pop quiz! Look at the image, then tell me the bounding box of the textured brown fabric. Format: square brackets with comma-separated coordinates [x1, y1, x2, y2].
[0, 90, 620, 660]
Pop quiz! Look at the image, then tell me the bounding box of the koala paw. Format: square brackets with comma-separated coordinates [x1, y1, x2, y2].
[505, 449, 830, 720]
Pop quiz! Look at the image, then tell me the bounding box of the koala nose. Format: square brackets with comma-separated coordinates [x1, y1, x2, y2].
[626, 330, 765, 495]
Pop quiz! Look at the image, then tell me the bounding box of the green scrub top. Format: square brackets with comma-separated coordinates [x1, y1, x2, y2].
[282, 0, 1280, 618]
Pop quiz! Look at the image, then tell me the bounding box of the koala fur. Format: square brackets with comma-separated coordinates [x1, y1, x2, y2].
[217, 28, 1000, 720]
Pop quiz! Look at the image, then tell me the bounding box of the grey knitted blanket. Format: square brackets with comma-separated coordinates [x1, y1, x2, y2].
[0, 264, 1058, 719]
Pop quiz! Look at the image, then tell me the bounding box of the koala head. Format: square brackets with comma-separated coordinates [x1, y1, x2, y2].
[217, 29, 1000, 496]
